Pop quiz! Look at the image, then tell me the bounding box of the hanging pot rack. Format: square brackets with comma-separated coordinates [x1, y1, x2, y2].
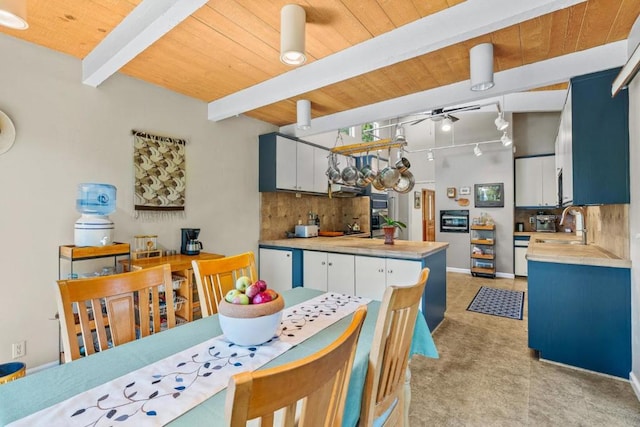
[329, 138, 407, 156]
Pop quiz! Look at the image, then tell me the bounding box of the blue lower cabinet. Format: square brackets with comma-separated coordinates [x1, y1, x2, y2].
[528, 261, 631, 378]
[421, 249, 447, 332]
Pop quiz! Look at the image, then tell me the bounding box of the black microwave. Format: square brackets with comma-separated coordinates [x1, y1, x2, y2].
[440, 210, 469, 233]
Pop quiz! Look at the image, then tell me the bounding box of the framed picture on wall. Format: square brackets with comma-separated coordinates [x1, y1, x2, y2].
[447, 187, 456, 198]
[474, 183, 504, 207]
[459, 186, 471, 195]
[414, 191, 421, 209]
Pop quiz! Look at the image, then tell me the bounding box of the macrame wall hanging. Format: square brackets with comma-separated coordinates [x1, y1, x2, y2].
[132, 130, 186, 220]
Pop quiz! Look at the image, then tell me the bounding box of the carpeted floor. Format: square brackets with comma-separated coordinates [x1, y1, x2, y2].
[408, 272, 640, 426]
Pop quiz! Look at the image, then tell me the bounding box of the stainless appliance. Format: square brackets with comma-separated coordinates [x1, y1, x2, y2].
[535, 215, 557, 232]
[440, 210, 469, 233]
[295, 224, 318, 238]
[181, 228, 202, 255]
[370, 193, 388, 238]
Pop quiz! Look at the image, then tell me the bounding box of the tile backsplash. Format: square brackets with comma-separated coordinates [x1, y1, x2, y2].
[260, 192, 371, 240]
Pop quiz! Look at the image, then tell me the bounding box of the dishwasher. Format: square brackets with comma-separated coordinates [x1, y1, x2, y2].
[514, 237, 530, 277]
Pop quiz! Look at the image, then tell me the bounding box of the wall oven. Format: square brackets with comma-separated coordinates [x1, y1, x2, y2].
[370, 193, 388, 238]
[440, 210, 469, 233]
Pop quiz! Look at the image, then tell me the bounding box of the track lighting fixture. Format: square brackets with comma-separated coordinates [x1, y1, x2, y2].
[296, 99, 311, 130]
[394, 126, 406, 143]
[473, 144, 483, 157]
[441, 117, 453, 132]
[494, 113, 509, 131]
[427, 150, 434, 161]
[280, 4, 306, 65]
[500, 131, 512, 147]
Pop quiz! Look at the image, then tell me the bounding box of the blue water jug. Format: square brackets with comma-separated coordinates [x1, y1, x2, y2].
[76, 183, 116, 215]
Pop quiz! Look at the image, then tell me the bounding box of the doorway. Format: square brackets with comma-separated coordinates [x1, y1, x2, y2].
[422, 189, 436, 241]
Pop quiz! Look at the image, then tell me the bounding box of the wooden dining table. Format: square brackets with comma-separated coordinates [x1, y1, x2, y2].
[0, 288, 437, 426]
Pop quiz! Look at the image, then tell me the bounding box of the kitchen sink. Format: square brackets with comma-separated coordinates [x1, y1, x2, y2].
[535, 239, 583, 245]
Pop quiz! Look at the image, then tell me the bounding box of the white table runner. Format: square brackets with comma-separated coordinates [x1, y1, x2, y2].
[10, 293, 369, 427]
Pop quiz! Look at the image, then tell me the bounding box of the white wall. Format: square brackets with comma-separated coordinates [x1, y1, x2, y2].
[434, 113, 514, 274]
[0, 35, 275, 368]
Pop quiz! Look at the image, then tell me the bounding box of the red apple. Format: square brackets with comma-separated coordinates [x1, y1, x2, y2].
[254, 279, 268, 292]
[264, 289, 278, 300]
[252, 291, 273, 304]
[245, 283, 262, 299]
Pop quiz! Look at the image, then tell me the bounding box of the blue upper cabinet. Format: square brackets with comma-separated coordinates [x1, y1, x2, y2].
[560, 68, 630, 205]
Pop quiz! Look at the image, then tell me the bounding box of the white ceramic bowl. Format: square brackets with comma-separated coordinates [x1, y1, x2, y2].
[217, 295, 284, 346]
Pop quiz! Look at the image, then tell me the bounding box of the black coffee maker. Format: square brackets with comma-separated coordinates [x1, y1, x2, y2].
[181, 228, 203, 255]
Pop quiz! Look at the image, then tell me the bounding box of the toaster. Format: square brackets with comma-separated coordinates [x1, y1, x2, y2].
[295, 225, 318, 238]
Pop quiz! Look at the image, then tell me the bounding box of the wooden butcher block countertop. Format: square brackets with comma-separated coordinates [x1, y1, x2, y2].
[259, 237, 449, 260]
[526, 232, 631, 269]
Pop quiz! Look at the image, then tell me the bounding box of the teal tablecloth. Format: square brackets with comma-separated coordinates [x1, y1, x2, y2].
[0, 288, 437, 426]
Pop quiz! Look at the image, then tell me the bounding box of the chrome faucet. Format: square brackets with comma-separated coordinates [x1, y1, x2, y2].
[560, 205, 587, 245]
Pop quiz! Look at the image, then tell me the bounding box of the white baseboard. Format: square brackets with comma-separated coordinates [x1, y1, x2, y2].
[630, 371, 640, 401]
[446, 267, 515, 279]
[26, 360, 58, 375]
[540, 358, 630, 382]
[446, 267, 470, 274]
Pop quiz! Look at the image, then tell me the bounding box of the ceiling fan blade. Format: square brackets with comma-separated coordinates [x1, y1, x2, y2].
[409, 117, 429, 126]
[449, 114, 460, 122]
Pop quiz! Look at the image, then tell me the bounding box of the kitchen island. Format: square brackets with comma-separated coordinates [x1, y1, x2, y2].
[526, 233, 631, 378]
[259, 237, 448, 331]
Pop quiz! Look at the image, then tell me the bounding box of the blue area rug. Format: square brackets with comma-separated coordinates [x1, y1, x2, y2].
[467, 286, 524, 320]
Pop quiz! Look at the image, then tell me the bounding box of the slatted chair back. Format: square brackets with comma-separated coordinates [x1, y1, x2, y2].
[56, 264, 175, 363]
[192, 251, 257, 317]
[360, 268, 430, 427]
[225, 306, 368, 427]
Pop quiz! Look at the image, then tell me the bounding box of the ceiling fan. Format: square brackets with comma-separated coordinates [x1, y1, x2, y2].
[408, 104, 482, 126]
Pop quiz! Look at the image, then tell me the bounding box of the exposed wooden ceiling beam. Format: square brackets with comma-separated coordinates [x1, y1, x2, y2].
[280, 40, 627, 137]
[207, 0, 587, 122]
[82, 0, 208, 87]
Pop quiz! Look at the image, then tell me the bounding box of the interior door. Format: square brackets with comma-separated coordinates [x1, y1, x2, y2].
[422, 189, 436, 241]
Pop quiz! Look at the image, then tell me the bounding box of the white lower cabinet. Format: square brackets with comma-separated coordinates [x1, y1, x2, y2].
[258, 248, 293, 293]
[303, 250, 355, 294]
[354, 256, 422, 303]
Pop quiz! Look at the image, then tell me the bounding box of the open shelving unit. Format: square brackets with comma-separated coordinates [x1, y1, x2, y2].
[470, 224, 496, 278]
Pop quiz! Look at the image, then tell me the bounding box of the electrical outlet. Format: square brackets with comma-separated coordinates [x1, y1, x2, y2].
[529, 216, 535, 224]
[12, 341, 26, 359]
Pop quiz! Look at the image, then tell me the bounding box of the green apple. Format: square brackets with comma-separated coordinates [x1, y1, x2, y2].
[235, 276, 252, 292]
[231, 293, 250, 305]
[225, 289, 242, 303]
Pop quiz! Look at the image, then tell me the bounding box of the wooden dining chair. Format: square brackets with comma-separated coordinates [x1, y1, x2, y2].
[56, 264, 176, 363]
[359, 268, 429, 427]
[225, 305, 368, 427]
[192, 251, 257, 317]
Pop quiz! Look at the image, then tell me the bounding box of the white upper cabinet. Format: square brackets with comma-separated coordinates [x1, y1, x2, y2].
[515, 155, 557, 207]
[313, 147, 329, 194]
[259, 133, 330, 194]
[275, 136, 298, 191]
[295, 142, 314, 192]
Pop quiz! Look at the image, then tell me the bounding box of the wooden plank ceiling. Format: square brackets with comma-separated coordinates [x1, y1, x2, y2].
[1, 0, 638, 126]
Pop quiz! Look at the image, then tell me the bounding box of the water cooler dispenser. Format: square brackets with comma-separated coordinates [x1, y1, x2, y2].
[74, 183, 116, 247]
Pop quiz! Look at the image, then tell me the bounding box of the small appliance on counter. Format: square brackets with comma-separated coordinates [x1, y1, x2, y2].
[295, 224, 318, 238]
[535, 215, 557, 233]
[74, 183, 116, 247]
[181, 228, 203, 255]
